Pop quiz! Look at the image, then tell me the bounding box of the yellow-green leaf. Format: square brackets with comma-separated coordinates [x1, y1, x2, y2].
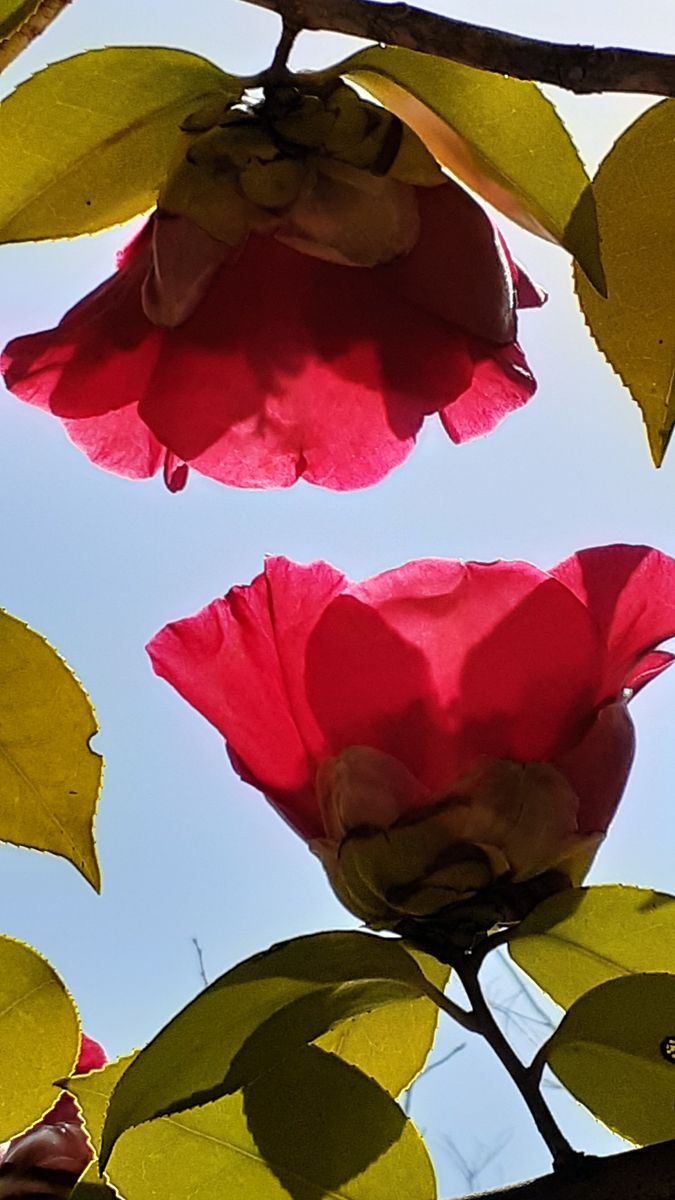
[0, 936, 79, 1139]
[70, 1163, 118, 1200]
[575, 99, 675, 464]
[107, 1047, 436, 1200]
[68, 1053, 138, 1157]
[317, 946, 448, 1096]
[100, 931, 444, 1167]
[510, 885, 675, 1009]
[0, 610, 101, 889]
[0, 0, 40, 41]
[67, 1055, 138, 1200]
[321, 45, 603, 290]
[546, 974, 675, 1145]
[0, 47, 240, 242]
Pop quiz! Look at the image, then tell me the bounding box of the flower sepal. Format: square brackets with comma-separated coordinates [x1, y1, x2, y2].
[313, 747, 602, 946]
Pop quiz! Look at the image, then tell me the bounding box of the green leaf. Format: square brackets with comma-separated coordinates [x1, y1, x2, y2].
[317, 946, 448, 1095]
[106, 1047, 436, 1200]
[67, 1055, 138, 1200]
[70, 1163, 118, 1200]
[0, 47, 240, 242]
[100, 931, 444, 1167]
[546, 974, 675, 1145]
[67, 1053, 138, 1157]
[0, 610, 101, 889]
[0, 935, 79, 1139]
[575, 99, 675, 464]
[322, 44, 603, 290]
[0, 1, 40, 41]
[510, 885, 675, 1009]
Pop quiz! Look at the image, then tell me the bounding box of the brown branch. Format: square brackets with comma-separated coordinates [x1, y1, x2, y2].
[243, 0, 675, 97]
[0, 0, 71, 74]
[466, 1138, 675, 1200]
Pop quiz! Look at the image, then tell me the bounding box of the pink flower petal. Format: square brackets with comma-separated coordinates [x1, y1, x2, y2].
[2, 226, 160, 421]
[552, 545, 675, 698]
[135, 227, 477, 490]
[440, 339, 535, 444]
[306, 558, 601, 789]
[379, 182, 517, 343]
[149, 549, 675, 850]
[554, 700, 635, 834]
[2, 189, 540, 492]
[147, 559, 344, 839]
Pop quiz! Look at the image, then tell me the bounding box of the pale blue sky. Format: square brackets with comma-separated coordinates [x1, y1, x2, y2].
[0, 1, 674, 1194]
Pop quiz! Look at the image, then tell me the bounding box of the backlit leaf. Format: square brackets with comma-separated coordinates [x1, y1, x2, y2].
[0, 47, 240, 241]
[0, 610, 101, 889]
[575, 99, 675, 464]
[322, 44, 603, 290]
[67, 1053, 138, 1156]
[317, 946, 448, 1095]
[510, 885, 675, 1009]
[100, 931, 444, 1167]
[70, 1163, 118, 1200]
[0, 936, 79, 1139]
[546, 973, 675, 1145]
[107, 1047, 436, 1200]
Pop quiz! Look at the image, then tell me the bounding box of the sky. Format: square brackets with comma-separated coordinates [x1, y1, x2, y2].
[1, 1, 674, 1194]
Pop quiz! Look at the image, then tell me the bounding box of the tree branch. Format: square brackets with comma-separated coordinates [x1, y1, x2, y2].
[242, 0, 675, 98]
[466, 1138, 675, 1200]
[0, 0, 72, 74]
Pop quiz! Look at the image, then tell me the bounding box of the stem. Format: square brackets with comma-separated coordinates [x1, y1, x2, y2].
[0, 0, 71, 74]
[453, 954, 578, 1170]
[262, 9, 301, 86]
[425, 983, 478, 1034]
[241, 0, 675, 99]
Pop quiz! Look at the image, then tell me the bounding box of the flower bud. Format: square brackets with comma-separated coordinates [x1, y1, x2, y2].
[238, 157, 309, 210]
[271, 94, 336, 150]
[311, 747, 601, 945]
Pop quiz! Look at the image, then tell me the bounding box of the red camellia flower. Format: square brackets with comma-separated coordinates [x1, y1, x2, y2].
[1, 83, 542, 493]
[147, 545, 675, 944]
[0, 1035, 106, 1200]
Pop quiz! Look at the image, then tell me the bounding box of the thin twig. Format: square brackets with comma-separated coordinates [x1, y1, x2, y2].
[402, 1043, 466, 1114]
[497, 951, 557, 1032]
[425, 980, 477, 1033]
[262, 7, 302, 85]
[241, 0, 675, 98]
[444, 1127, 513, 1192]
[0, 0, 71, 74]
[191, 936, 209, 987]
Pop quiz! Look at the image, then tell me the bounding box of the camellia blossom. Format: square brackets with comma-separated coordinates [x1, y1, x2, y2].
[1, 82, 543, 492]
[0, 1035, 106, 1200]
[148, 545, 675, 944]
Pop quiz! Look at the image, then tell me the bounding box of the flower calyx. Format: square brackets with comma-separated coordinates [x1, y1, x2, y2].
[312, 748, 602, 952]
[159, 81, 443, 263]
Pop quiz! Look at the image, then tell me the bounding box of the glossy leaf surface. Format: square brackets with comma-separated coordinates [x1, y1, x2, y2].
[0, 936, 79, 1139]
[325, 44, 603, 289]
[0, 610, 101, 889]
[317, 947, 448, 1096]
[107, 1047, 436, 1200]
[510, 885, 675, 1008]
[100, 931, 443, 1166]
[576, 99, 675, 463]
[0, 46, 238, 241]
[547, 973, 675, 1144]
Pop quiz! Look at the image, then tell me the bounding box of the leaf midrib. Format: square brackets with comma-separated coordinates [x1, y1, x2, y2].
[0, 734, 82, 862]
[0, 80, 221, 229]
[167, 1110, 404, 1200]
